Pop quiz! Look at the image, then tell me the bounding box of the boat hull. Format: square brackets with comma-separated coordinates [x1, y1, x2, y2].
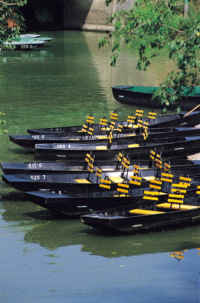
[9, 127, 200, 149]
[81, 205, 200, 233]
[34, 136, 200, 160]
[2, 169, 157, 192]
[27, 111, 200, 135]
[2, 164, 200, 192]
[1, 158, 200, 175]
[25, 189, 166, 217]
[112, 86, 200, 110]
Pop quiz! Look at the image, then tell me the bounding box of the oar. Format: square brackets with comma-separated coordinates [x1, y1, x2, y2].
[184, 104, 200, 118]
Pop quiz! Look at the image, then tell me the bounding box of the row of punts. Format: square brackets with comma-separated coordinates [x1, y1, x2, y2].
[2, 109, 200, 234]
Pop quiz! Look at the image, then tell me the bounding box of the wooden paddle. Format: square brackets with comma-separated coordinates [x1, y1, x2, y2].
[184, 104, 200, 118]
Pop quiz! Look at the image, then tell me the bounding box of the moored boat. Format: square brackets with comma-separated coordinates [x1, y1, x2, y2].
[25, 188, 161, 217]
[2, 158, 200, 175]
[9, 126, 200, 149]
[1, 167, 162, 192]
[3, 34, 53, 50]
[2, 162, 200, 193]
[112, 85, 200, 110]
[81, 200, 200, 233]
[27, 110, 200, 135]
[25, 173, 200, 217]
[34, 136, 200, 160]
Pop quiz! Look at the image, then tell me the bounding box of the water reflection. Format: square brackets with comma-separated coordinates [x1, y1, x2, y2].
[23, 221, 200, 257]
[0, 49, 54, 64]
[169, 248, 200, 262]
[2, 196, 199, 258]
[1, 187, 200, 258]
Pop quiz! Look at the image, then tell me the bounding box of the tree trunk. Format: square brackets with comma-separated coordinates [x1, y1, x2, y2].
[184, 0, 189, 18]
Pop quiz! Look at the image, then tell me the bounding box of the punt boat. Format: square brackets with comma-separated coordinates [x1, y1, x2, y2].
[1, 167, 166, 192]
[2, 163, 199, 192]
[112, 85, 200, 110]
[81, 198, 200, 233]
[9, 126, 200, 149]
[3, 34, 53, 50]
[1, 158, 200, 175]
[34, 136, 200, 160]
[25, 188, 163, 217]
[27, 110, 200, 135]
[24, 175, 200, 217]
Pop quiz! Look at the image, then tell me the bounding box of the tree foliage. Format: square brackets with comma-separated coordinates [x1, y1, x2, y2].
[0, 0, 27, 46]
[0, 0, 27, 134]
[102, 0, 200, 111]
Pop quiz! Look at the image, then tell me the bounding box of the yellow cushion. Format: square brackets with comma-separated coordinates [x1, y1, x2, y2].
[96, 146, 107, 150]
[156, 202, 199, 210]
[113, 194, 130, 197]
[127, 124, 138, 128]
[74, 179, 91, 184]
[100, 127, 111, 131]
[109, 176, 124, 183]
[128, 144, 140, 148]
[143, 176, 156, 181]
[129, 209, 165, 215]
[124, 133, 136, 137]
[96, 135, 108, 140]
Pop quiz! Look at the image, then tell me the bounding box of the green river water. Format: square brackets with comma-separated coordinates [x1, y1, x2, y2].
[0, 31, 200, 303]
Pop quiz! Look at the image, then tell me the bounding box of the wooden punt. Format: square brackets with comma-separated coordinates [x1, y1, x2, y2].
[3, 34, 53, 50]
[112, 85, 200, 110]
[3, 40, 46, 50]
[1, 168, 164, 192]
[1, 158, 199, 175]
[25, 188, 162, 217]
[34, 136, 200, 160]
[0, 159, 151, 175]
[81, 201, 200, 233]
[27, 110, 200, 135]
[2, 163, 200, 192]
[9, 126, 200, 149]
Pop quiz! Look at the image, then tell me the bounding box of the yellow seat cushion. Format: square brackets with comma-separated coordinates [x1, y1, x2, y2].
[96, 146, 107, 150]
[129, 208, 165, 215]
[74, 179, 91, 184]
[109, 176, 124, 183]
[143, 176, 156, 181]
[124, 133, 136, 137]
[156, 202, 199, 210]
[96, 135, 108, 140]
[128, 144, 140, 148]
[127, 124, 138, 128]
[113, 194, 130, 197]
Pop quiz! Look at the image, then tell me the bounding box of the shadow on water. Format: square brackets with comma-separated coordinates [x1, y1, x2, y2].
[1, 193, 200, 258]
[24, 217, 200, 257]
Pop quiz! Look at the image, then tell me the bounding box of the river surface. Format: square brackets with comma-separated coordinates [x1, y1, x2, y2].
[0, 31, 200, 303]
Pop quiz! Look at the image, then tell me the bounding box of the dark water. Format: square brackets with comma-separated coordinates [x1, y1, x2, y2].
[0, 31, 200, 303]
